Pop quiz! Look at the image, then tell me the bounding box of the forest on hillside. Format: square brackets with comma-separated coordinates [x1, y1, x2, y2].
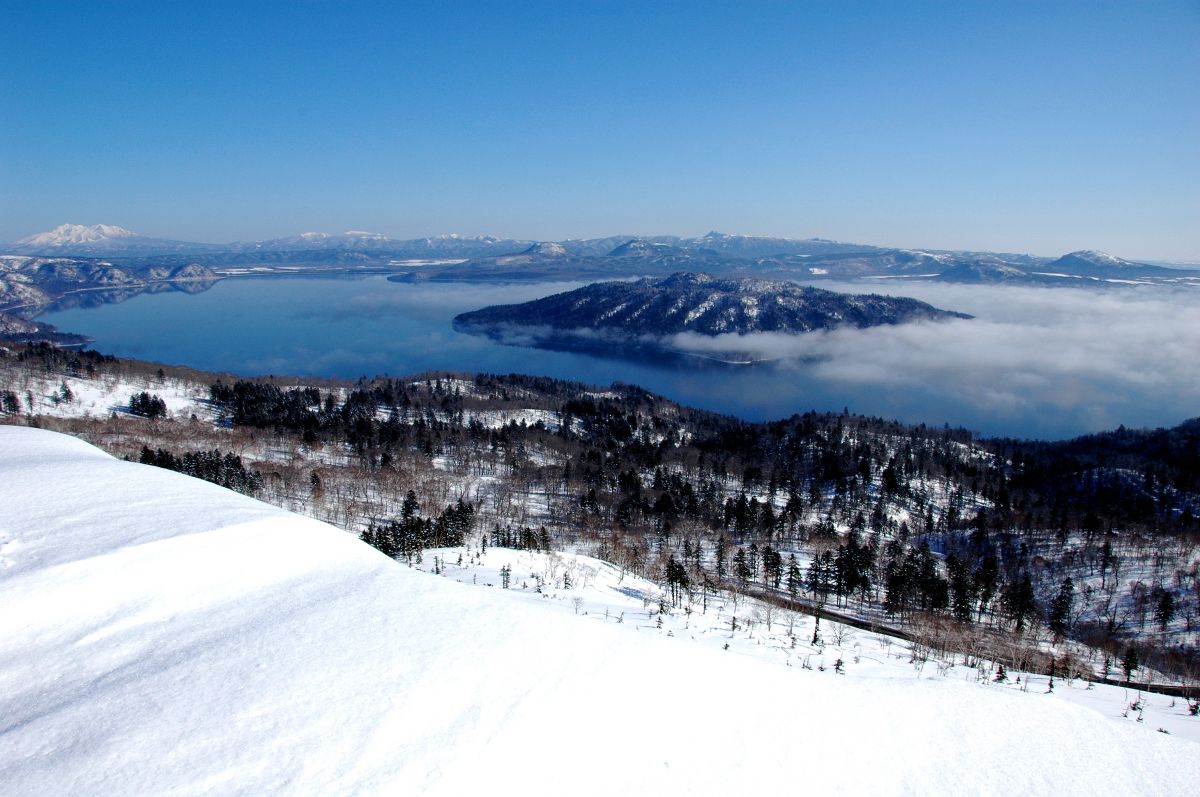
[4, 341, 1198, 685]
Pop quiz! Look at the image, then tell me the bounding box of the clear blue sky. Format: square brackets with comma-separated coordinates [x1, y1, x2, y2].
[2, 1, 1197, 259]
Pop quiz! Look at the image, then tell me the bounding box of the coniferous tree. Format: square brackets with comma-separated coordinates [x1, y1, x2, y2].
[1003, 572, 1037, 632]
[734, 548, 750, 587]
[786, 554, 801, 601]
[974, 555, 999, 620]
[1048, 577, 1075, 638]
[1153, 589, 1175, 633]
[401, 490, 419, 520]
[715, 536, 728, 581]
[946, 555, 977, 623]
[665, 555, 689, 605]
[1121, 646, 1139, 682]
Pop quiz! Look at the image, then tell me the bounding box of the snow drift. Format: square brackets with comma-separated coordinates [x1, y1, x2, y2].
[0, 426, 1193, 795]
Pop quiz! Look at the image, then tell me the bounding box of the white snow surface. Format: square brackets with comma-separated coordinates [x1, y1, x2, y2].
[0, 427, 1194, 795]
[16, 223, 139, 246]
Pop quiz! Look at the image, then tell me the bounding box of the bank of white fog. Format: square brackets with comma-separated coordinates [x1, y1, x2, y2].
[668, 282, 1200, 429]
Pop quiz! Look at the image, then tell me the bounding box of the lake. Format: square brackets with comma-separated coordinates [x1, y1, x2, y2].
[37, 274, 1200, 440]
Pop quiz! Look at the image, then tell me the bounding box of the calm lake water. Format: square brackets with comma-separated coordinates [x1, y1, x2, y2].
[36, 274, 1195, 440]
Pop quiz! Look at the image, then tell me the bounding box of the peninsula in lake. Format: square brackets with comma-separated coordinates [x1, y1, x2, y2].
[454, 272, 971, 363]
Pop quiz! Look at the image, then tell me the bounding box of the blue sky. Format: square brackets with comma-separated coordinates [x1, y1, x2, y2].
[2, 1, 1197, 259]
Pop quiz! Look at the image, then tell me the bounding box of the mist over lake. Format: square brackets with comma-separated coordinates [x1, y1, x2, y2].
[37, 274, 1200, 440]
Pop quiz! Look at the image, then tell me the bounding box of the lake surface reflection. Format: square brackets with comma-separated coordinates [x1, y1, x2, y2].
[37, 274, 1196, 440]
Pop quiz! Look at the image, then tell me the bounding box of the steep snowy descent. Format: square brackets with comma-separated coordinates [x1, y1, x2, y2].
[0, 427, 1193, 795]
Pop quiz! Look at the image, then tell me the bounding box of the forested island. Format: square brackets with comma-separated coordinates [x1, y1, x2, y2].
[455, 272, 971, 362]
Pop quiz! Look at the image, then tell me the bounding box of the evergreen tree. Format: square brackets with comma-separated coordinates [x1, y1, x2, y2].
[786, 554, 801, 601]
[715, 536, 728, 581]
[1048, 577, 1075, 638]
[1121, 646, 1139, 682]
[665, 555, 689, 605]
[1003, 572, 1037, 632]
[946, 554, 977, 623]
[734, 548, 750, 586]
[1154, 589, 1175, 633]
[401, 490, 419, 520]
[974, 554, 999, 620]
[806, 551, 835, 605]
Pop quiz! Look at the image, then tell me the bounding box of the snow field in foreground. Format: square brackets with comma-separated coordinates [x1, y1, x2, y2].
[0, 426, 1196, 796]
[418, 545, 1200, 741]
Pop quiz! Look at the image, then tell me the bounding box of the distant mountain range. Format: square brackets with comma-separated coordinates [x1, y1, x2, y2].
[5, 223, 1198, 286]
[6, 224, 530, 263]
[454, 272, 970, 363]
[12, 224, 225, 257]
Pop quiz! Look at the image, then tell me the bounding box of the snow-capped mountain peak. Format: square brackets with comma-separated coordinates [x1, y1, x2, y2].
[1064, 249, 1124, 265]
[17, 223, 140, 247]
[521, 241, 571, 257]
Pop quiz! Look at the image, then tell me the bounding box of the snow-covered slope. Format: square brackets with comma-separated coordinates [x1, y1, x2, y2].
[0, 427, 1193, 795]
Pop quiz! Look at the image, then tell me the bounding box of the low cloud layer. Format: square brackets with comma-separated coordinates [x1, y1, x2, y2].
[666, 282, 1200, 433]
[322, 277, 1199, 437]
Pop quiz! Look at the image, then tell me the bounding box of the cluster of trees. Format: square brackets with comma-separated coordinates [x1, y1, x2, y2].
[360, 491, 476, 561]
[489, 524, 553, 552]
[11, 342, 116, 375]
[138, 446, 263, 496]
[664, 555, 691, 605]
[804, 535, 875, 607]
[209, 381, 326, 437]
[1001, 420, 1200, 528]
[129, 391, 167, 419]
[881, 544, 1002, 623]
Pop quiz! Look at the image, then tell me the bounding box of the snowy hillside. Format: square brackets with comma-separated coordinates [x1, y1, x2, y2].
[0, 426, 1194, 794]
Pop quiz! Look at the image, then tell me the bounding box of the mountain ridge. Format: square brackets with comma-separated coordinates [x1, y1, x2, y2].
[7, 224, 1198, 286]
